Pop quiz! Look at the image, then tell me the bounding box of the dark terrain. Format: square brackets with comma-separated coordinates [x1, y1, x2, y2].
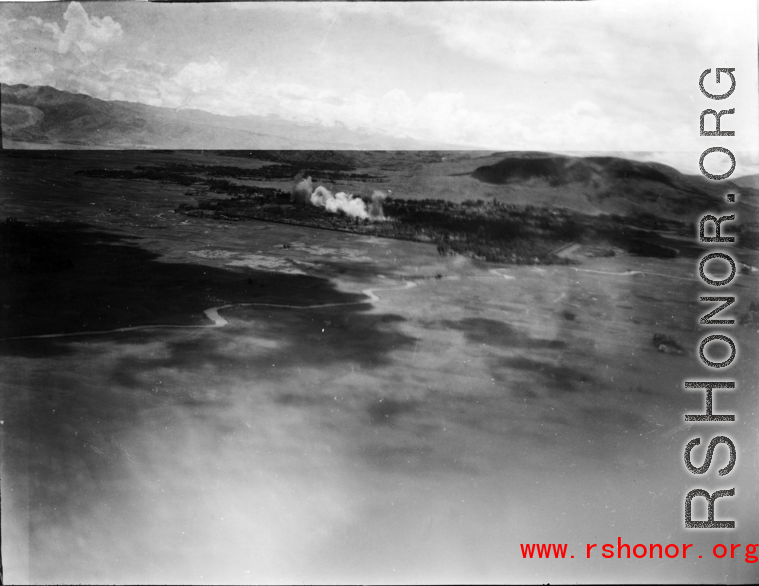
[68, 150, 759, 264]
[2, 149, 758, 585]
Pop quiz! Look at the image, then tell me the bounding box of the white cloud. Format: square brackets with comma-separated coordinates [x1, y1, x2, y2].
[174, 57, 229, 94]
[1, 0, 756, 159]
[56, 2, 122, 54]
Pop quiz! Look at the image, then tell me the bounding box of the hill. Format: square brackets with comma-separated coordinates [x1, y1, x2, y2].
[0, 83, 439, 150]
[732, 173, 759, 190]
[467, 151, 759, 222]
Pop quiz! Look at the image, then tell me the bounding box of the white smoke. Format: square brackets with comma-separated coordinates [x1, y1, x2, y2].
[311, 186, 369, 220]
[290, 173, 387, 221]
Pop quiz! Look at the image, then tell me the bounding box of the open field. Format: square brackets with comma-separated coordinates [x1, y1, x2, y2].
[1, 150, 759, 584]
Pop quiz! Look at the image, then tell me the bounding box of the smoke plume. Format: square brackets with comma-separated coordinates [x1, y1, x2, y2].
[291, 174, 313, 205]
[369, 190, 388, 220]
[310, 186, 369, 219]
[291, 173, 387, 221]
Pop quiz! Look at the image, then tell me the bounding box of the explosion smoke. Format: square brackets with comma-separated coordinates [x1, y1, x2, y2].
[369, 190, 388, 220]
[290, 173, 313, 205]
[310, 186, 370, 219]
[291, 173, 387, 221]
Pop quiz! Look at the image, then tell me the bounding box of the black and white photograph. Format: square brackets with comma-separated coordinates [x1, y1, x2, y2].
[1, 1, 758, 583]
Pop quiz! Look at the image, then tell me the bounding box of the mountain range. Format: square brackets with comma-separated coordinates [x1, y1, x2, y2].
[1, 83, 443, 150]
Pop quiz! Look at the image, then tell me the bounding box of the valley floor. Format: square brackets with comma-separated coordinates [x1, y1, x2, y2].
[1, 151, 758, 584]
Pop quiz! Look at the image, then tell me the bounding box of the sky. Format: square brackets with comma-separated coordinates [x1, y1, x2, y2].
[0, 1, 757, 174]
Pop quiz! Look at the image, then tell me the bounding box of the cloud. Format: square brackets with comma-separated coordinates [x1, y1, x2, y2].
[0, 3, 123, 89]
[56, 2, 122, 54]
[174, 57, 229, 94]
[1, 0, 756, 159]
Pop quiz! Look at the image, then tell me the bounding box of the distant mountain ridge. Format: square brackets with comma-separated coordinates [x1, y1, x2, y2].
[0, 83, 442, 150]
[468, 151, 759, 222]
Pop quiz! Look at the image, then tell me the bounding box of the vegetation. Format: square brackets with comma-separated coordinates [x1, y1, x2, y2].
[75, 163, 386, 185]
[75, 166, 291, 199]
[735, 223, 759, 250]
[73, 161, 703, 265]
[175, 193, 689, 264]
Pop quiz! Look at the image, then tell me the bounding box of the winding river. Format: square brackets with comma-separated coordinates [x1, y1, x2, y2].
[1, 265, 697, 342]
